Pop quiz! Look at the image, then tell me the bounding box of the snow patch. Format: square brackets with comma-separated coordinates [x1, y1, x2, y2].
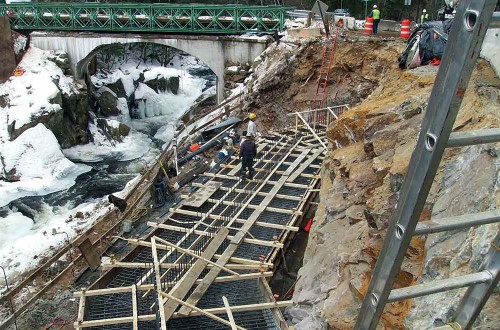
[0, 124, 91, 208]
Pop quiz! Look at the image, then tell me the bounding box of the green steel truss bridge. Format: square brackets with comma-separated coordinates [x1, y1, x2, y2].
[0, 3, 293, 34]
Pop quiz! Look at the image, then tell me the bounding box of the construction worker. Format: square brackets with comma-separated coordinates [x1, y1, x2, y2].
[421, 9, 429, 24]
[247, 113, 258, 138]
[239, 133, 257, 180]
[369, 5, 381, 35]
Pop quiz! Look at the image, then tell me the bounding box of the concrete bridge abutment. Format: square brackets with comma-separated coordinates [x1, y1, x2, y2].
[30, 32, 272, 103]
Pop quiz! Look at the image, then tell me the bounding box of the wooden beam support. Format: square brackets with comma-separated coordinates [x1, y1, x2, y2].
[287, 149, 324, 182]
[160, 291, 246, 330]
[102, 261, 271, 270]
[151, 237, 167, 330]
[172, 300, 293, 318]
[153, 234, 239, 276]
[131, 285, 138, 330]
[75, 295, 86, 329]
[223, 296, 238, 330]
[161, 228, 229, 322]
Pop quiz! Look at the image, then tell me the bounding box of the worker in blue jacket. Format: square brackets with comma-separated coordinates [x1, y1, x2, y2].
[239, 133, 257, 180]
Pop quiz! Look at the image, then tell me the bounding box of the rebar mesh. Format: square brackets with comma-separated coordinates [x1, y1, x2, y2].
[83, 131, 323, 329]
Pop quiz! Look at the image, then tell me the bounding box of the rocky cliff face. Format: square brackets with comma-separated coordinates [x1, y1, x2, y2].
[289, 53, 500, 329]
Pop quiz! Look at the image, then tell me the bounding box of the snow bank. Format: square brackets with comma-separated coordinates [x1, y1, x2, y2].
[0, 47, 77, 131]
[0, 200, 110, 281]
[63, 122, 153, 162]
[0, 124, 91, 207]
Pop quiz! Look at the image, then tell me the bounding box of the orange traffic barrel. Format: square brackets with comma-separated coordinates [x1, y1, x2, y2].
[364, 17, 374, 35]
[401, 19, 411, 39]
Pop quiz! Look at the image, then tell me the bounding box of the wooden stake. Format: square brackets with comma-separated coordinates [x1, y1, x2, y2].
[131, 284, 138, 330]
[222, 296, 238, 330]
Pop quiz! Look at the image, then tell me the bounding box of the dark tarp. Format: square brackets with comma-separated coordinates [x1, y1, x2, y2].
[399, 20, 451, 69]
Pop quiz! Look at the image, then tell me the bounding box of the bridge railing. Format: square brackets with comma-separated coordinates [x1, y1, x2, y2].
[0, 3, 294, 34]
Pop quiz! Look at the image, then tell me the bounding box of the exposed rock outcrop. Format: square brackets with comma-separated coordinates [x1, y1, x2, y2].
[292, 55, 500, 330]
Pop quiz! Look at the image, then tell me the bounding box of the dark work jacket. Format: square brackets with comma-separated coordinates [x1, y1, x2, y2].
[239, 139, 257, 158]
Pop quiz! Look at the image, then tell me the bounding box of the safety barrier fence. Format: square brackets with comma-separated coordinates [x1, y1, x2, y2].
[289, 104, 350, 148]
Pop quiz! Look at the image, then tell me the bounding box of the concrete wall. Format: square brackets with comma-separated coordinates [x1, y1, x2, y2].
[0, 16, 16, 82]
[480, 28, 500, 77]
[31, 32, 271, 103]
[378, 19, 400, 32]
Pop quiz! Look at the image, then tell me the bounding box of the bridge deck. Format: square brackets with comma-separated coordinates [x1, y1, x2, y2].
[73, 130, 324, 330]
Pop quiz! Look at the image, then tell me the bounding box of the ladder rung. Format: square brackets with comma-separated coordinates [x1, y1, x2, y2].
[414, 209, 500, 235]
[387, 271, 493, 303]
[447, 128, 500, 147]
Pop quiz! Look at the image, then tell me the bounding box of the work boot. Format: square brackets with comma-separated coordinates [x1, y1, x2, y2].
[248, 171, 254, 180]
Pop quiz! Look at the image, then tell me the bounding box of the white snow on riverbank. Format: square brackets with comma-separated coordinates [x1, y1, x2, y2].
[0, 124, 91, 207]
[0, 199, 110, 285]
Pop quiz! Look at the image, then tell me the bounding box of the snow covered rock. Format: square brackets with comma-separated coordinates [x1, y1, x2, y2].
[0, 123, 91, 207]
[0, 47, 90, 148]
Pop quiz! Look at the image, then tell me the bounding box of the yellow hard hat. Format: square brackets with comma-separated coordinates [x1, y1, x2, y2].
[249, 113, 256, 120]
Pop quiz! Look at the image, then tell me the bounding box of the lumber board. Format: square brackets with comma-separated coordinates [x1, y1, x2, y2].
[74, 272, 273, 299]
[283, 149, 310, 176]
[162, 228, 229, 321]
[77, 237, 101, 271]
[222, 296, 238, 330]
[160, 291, 246, 330]
[183, 181, 221, 207]
[287, 149, 324, 182]
[131, 285, 138, 330]
[172, 300, 293, 318]
[151, 238, 167, 330]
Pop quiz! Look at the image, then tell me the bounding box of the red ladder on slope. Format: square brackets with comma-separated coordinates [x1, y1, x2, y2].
[314, 27, 339, 109]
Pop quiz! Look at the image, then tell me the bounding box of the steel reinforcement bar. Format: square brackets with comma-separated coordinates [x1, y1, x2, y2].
[0, 3, 293, 34]
[75, 132, 324, 329]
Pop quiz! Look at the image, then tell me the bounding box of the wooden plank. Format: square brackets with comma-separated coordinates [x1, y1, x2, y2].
[172, 301, 293, 318]
[131, 285, 138, 330]
[183, 181, 222, 207]
[222, 296, 238, 330]
[102, 261, 271, 270]
[77, 237, 101, 271]
[154, 234, 239, 276]
[178, 139, 304, 316]
[172, 203, 302, 216]
[283, 149, 310, 176]
[74, 315, 157, 328]
[160, 291, 246, 330]
[287, 149, 324, 182]
[151, 238, 167, 330]
[162, 228, 229, 322]
[75, 295, 86, 330]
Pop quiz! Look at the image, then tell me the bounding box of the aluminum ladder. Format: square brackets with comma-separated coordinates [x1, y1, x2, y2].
[354, 0, 500, 329]
[314, 27, 339, 108]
